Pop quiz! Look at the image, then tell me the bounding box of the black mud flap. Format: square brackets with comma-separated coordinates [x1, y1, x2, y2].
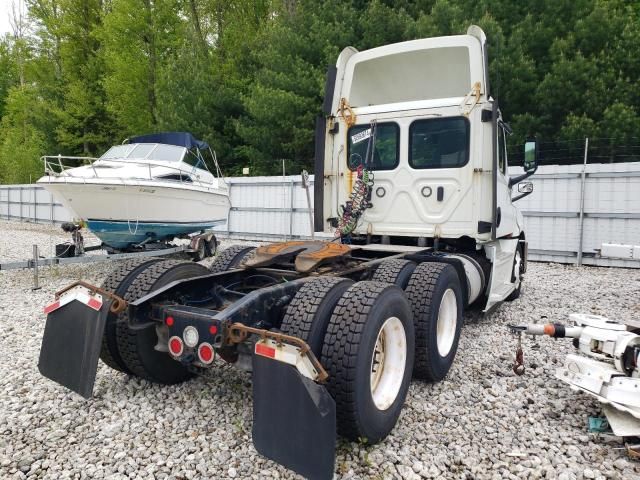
[38, 300, 108, 399]
[252, 355, 336, 480]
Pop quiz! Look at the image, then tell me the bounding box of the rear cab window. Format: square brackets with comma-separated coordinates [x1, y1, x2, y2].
[409, 117, 470, 169]
[347, 123, 400, 171]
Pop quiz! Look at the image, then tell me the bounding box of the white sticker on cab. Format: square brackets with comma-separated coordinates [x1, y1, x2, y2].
[351, 128, 371, 145]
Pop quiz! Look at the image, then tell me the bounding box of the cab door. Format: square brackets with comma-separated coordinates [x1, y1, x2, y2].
[495, 122, 519, 238]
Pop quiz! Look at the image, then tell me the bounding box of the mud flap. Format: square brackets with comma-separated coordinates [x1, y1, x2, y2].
[252, 355, 336, 480]
[38, 300, 108, 399]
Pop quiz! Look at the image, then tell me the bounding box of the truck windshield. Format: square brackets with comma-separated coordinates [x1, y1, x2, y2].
[347, 123, 399, 171]
[410, 117, 470, 169]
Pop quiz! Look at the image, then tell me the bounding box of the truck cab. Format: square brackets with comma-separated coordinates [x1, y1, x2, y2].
[315, 25, 537, 310]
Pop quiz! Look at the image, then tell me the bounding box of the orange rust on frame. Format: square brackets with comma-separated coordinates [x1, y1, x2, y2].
[226, 322, 329, 382]
[246, 241, 352, 272]
[55, 280, 127, 313]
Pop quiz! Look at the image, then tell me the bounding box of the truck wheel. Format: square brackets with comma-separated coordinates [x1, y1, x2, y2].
[115, 260, 210, 384]
[321, 281, 415, 442]
[506, 246, 523, 301]
[280, 277, 353, 356]
[209, 245, 256, 273]
[99, 258, 164, 373]
[372, 259, 416, 288]
[405, 263, 463, 382]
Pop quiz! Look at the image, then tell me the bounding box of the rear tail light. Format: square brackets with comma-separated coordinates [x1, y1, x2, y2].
[198, 343, 215, 365]
[168, 336, 184, 357]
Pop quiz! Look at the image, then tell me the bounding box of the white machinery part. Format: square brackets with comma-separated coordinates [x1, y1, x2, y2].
[519, 314, 640, 434]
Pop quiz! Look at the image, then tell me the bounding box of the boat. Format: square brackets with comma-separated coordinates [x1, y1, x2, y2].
[37, 132, 230, 250]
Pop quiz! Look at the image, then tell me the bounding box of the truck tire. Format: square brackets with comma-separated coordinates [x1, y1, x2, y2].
[506, 246, 523, 301]
[405, 263, 463, 382]
[372, 259, 416, 288]
[115, 260, 210, 384]
[280, 277, 353, 356]
[99, 258, 164, 373]
[321, 281, 415, 443]
[209, 245, 256, 273]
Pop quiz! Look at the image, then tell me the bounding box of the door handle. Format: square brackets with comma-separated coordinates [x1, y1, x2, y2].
[437, 186, 444, 202]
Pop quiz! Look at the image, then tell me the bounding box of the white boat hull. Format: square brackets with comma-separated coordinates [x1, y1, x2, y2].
[38, 177, 230, 248]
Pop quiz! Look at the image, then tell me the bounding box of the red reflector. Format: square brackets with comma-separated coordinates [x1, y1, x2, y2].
[255, 343, 276, 358]
[166, 316, 174, 326]
[168, 337, 183, 356]
[43, 301, 60, 315]
[198, 343, 214, 364]
[87, 297, 102, 311]
[209, 325, 217, 335]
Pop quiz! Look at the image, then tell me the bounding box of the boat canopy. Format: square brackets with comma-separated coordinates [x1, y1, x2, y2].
[128, 132, 209, 150]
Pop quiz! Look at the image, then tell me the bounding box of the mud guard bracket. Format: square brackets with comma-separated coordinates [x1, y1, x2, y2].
[38, 300, 108, 399]
[252, 355, 336, 480]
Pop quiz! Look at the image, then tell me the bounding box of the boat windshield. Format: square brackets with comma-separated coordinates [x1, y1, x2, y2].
[100, 143, 186, 162]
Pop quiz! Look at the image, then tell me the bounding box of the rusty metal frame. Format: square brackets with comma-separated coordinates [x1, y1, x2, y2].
[226, 322, 329, 382]
[55, 281, 127, 314]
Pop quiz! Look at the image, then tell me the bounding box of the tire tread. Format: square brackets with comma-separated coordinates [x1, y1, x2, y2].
[209, 245, 255, 273]
[404, 262, 450, 380]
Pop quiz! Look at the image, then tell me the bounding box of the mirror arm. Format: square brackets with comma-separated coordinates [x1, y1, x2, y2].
[511, 190, 533, 202]
[508, 167, 537, 188]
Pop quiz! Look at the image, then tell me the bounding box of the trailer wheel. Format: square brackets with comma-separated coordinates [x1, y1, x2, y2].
[280, 277, 353, 356]
[405, 263, 463, 382]
[506, 246, 523, 301]
[99, 258, 164, 373]
[321, 281, 415, 442]
[209, 245, 256, 273]
[115, 260, 210, 384]
[372, 259, 416, 288]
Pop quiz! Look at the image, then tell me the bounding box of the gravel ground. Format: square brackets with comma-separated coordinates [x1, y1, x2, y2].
[1, 219, 640, 480]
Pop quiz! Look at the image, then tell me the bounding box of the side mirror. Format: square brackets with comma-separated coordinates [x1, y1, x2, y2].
[524, 138, 538, 173]
[509, 137, 539, 188]
[517, 182, 533, 194]
[513, 181, 533, 202]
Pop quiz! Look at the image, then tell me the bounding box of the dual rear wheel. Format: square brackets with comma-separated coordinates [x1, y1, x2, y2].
[280, 259, 463, 443]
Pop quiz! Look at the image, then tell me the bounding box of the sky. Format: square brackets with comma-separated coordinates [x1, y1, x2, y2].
[0, 0, 26, 36]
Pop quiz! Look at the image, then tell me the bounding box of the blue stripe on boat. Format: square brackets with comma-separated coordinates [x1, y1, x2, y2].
[86, 219, 226, 249]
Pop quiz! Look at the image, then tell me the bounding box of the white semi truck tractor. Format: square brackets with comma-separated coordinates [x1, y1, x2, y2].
[38, 26, 538, 480]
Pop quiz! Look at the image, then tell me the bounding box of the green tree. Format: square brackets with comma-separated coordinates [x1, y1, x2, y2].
[0, 85, 50, 183]
[100, 0, 184, 136]
[55, 0, 113, 155]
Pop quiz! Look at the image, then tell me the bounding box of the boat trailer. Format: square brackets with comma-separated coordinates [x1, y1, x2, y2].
[0, 223, 218, 289]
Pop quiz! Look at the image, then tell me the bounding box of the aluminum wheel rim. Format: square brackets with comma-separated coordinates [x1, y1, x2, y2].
[370, 316, 407, 411]
[514, 250, 522, 288]
[436, 289, 457, 357]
